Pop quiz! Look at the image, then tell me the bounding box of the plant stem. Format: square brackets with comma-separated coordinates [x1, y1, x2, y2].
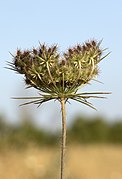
[60, 98, 66, 179]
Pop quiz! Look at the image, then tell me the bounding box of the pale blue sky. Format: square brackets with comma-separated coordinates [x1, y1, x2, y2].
[0, 0, 122, 128]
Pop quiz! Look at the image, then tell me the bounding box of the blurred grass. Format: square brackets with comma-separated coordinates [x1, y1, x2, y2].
[1, 114, 122, 178]
[1, 114, 122, 150]
[0, 145, 122, 179]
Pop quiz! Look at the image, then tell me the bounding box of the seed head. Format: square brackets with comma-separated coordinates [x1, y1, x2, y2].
[9, 40, 109, 99]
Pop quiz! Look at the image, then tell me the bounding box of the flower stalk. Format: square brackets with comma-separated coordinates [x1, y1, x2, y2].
[60, 98, 66, 179]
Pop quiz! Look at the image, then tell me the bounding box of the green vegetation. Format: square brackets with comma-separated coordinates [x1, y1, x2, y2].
[0, 115, 122, 150]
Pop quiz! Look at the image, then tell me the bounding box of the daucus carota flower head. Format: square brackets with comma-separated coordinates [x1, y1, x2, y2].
[8, 40, 110, 109]
[8, 39, 111, 179]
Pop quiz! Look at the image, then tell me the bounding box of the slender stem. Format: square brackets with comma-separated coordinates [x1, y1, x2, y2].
[60, 98, 66, 179]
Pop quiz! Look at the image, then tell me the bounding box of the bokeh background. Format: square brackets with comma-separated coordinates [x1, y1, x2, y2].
[0, 0, 122, 178]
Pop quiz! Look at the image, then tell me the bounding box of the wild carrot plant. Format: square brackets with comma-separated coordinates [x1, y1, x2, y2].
[8, 40, 110, 179]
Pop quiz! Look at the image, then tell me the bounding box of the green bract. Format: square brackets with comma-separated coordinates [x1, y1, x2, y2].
[8, 40, 110, 109]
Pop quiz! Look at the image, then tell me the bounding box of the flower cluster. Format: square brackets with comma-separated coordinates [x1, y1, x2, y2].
[9, 40, 107, 96]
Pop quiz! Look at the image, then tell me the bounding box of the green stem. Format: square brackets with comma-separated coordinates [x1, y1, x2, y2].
[60, 98, 66, 179]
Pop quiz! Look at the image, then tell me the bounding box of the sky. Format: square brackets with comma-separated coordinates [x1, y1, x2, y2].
[0, 0, 122, 129]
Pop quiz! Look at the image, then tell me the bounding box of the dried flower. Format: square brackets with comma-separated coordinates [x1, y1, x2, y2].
[7, 39, 111, 179]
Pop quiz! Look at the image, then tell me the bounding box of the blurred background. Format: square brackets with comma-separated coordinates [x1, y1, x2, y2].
[0, 0, 122, 178]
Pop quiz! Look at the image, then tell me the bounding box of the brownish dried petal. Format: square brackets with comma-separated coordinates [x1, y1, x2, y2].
[48, 48, 52, 53]
[91, 40, 97, 46]
[33, 49, 38, 55]
[17, 49, 21, 56]
[68, 49, 73, 54]
[23, 51, 30, 57]
[52, 45, 57, 53]
[74, 48, 79, 54]
[61, 60, 66, 65]
[77, 45, 82, 51]
[86, 42, 92, 48]
[82, 45, 87, 51]
[39, 48, 42, 55]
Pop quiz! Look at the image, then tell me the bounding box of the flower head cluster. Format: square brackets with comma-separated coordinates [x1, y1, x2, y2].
[8, 40, 110, 109]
